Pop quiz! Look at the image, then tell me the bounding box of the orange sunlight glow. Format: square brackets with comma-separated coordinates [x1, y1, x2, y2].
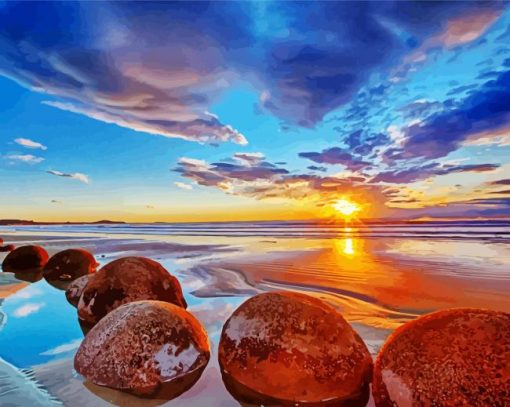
[332, 199, 361, 218]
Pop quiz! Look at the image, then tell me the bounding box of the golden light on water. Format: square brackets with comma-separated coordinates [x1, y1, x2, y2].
[332, 199, 361, 218]
[343, 238, 355, 255]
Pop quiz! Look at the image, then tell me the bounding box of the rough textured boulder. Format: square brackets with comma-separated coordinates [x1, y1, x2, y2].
[2, 245, 48, 274]
[43, 248, 98, 282]
[65, 274, 90, 307]
[77, 257, 187, 326]
[373, 308, 510, 406]
[219, 291, 372, 406]
[0, 244, 15, 252]
[75, 300, 210, 397]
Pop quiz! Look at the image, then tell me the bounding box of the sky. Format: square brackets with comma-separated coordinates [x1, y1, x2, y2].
[1, 1, 510, 222]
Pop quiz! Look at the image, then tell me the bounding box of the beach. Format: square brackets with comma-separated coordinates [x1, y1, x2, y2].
[0, 221, 509, 406]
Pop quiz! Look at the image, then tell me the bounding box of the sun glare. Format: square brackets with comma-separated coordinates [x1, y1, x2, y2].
[333, 199, 361, 218]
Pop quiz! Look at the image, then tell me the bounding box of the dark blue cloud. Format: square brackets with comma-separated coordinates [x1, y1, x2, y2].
[307, 166, 327, 173]
[372, 163, 500, 184]
[394, 68, 510, 160]
[489, 178, 510, 185]
[0, 0, 505, 144]
[299, 147, 372, 172]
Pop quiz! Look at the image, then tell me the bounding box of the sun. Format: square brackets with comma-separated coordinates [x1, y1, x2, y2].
[332, 199, 361, 218]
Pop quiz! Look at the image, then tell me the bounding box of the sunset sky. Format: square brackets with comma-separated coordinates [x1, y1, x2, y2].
[1, 1, 510, 222]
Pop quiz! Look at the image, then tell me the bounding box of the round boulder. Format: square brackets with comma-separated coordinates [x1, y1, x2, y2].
[373, 308, 510, 406]
[44, 248, 98, 283]
[0, 244, 15, 252]
[65, 274, 90, 307]
[77, 257, 187, 326]
[2, 245, 49, 274]
[218, 291, 373, 406]
[75, 300, 210, 397]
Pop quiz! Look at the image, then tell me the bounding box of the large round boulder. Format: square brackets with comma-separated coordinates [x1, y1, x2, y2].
[75, 300, 210, 397]
[2, 245, 48, 274]
[77, 257, 187, 326]
[218, 291, 372, 406]
[373, 308, 510, 406]
[65, 274, 90, 307]
[43, 248, 98, 284]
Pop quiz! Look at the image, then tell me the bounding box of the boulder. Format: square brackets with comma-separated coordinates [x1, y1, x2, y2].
[2, 245, 48, 274]
[0, 244, 15, 252]
[43, 248, 98, 282]
[77, 257, 187, 326]
[219, 291, 372, 406]
[65, 274, 90, 307]
[373, 308, 510, 406]
[74, 300, 210, 398]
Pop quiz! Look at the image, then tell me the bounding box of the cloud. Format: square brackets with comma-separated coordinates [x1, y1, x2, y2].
[489, 179, 510, 186]
[307, 165, 327, 172]
[299, 147, 371, 171]
[233, 152, 265, 165]
[372, 162, 500, 184]
[14, 138, 47, 150]
[392, 69, 510, 160]
[174, 155, 289, 191]
[175, 153, 386, 211]
[13, 303, 44, 318]
[5, 154, 44, 164]
[174, 181, 193, 190]
[0, 1, 503, 142]
[40, 338, 81, 356]
[46, 170, 89, 184]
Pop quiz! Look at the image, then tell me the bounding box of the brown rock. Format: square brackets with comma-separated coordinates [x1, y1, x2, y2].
[0, 244, 15, 252]
[65, 274, 90, 307]
[74, 300, 210, 397]
[373, 308, 510, 407]
[218, 291, 373, 406]
[2, 245, 48, 274]
[77, 257, 187, 326]
[44, 248, 98, 281]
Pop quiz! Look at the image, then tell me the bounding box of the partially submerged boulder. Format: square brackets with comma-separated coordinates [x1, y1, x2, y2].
[77, 257, 187, 326]
[2, 245, 48, 275]
[75, 300, 210, 398]
[373, 308, 510, 406]
[0, 244, 15, 252]
[219, 291, 372, 406]
[43, 248, 98, 283]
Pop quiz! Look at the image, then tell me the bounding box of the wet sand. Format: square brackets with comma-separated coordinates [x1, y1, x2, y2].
[0, 225, 508, 406]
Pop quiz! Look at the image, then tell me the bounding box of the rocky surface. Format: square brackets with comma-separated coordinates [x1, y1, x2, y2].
[218, 291, 373, 406]
[77, 256, 187, 326]
[373, 308, 510, 406]
[75, 300, 210, 398]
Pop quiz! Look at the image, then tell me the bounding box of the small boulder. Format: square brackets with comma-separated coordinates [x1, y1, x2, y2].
[373, 308, 510, 406]
[77, 257, 187, 326]
[65, 274, 90, 307]
[218, 291, 372, 406]
[0, 244, 15, 252]
[43, 249, 98, 290]
[74, 300, 210, 397]
[2, 245, 48, 274]
[44, 248, 98, 281]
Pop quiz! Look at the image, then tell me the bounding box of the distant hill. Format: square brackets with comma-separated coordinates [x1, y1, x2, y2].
[0, 219, 126, 225]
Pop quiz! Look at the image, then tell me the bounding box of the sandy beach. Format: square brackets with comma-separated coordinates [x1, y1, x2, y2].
[0, 222, 509, 406]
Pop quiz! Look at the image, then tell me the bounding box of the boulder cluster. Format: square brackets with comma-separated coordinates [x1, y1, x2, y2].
[1, 242, 509, 405]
